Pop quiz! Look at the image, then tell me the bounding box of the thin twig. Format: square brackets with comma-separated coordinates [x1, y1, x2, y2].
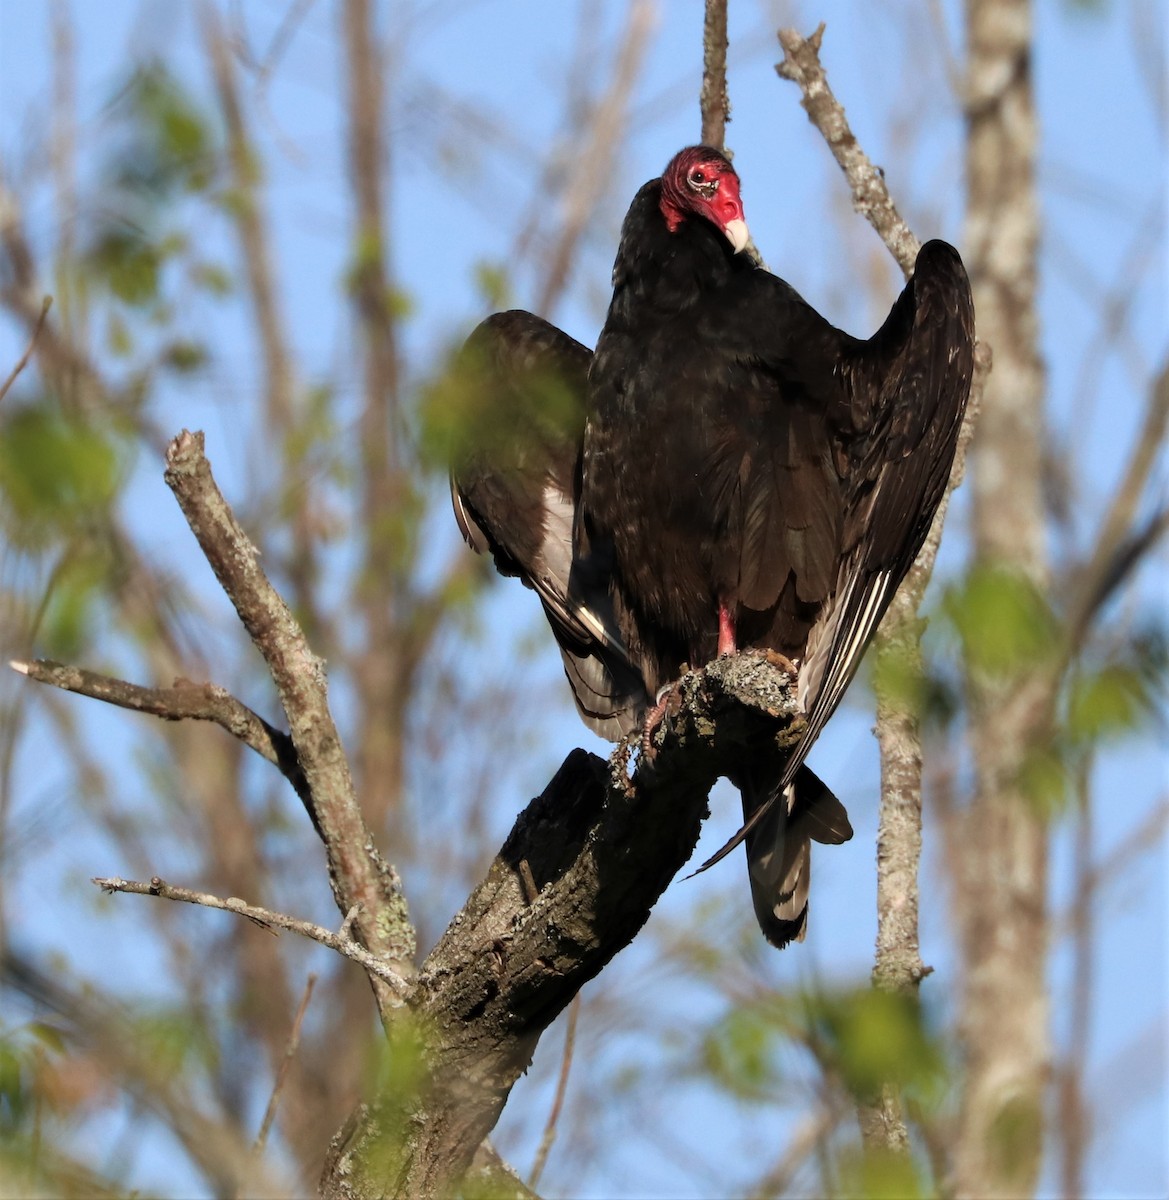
[749, 1108, 836, 1199]
[1057, 797, 1169, 932]
[203, 7, 296, 433]
[1064, 360, 1169, 650]
[92, 875, 411, 994]
[338, 903, 362, 941]
[257, 0, 319, 82]
[528, 994, 580, 1189]
[9, 657, 311, 810]
[0, 294, 51, 403]
[253, 972, 318, 1156]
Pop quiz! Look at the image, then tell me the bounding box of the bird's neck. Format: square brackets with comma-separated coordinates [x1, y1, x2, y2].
[606, 182, 747, 325]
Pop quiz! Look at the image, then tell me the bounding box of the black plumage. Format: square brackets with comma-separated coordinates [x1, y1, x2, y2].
[582, 147, 973, 943]
[450, 310, 649, 741]
[451, 145, 974, 948]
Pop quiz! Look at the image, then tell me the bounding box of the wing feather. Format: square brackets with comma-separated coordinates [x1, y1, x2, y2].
[698, 240, 974, 870]
[450, 309, 651, 736]
[780, 239, 974, 786]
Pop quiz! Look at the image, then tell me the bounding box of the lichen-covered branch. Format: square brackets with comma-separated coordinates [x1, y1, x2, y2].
[776, 24, 919, 274]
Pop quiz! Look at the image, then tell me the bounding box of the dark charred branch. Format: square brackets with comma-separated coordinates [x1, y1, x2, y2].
[320, 652, 802, 1198]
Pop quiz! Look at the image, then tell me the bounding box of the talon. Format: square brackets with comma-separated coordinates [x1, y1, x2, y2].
[640, 682, 678, 756]
[762, 649, 799, 676]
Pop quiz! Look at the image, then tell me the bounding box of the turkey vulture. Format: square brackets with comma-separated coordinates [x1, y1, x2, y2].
[580, 146, 974, 941]
[451, 311, 851, 948]
[452, 145, 974, 947]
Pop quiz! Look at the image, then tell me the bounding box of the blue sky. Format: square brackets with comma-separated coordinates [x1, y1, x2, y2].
[1, 1, 1165, 1196]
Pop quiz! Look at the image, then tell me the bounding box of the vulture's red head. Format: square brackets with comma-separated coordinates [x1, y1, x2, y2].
[658, 146, 749, 254]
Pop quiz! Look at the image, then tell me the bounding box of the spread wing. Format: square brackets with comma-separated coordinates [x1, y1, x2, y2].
[695, 240, 974, 874]
[783, 239, 975, 785]
[450, 310, 649, 739]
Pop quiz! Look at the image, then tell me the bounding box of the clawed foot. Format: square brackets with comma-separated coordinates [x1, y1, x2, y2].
[761, 649, 799, 677]
[641, 681, 680, 757]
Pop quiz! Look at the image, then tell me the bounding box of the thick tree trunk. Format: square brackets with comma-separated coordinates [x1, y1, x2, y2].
[955, 0, 1050, 1195]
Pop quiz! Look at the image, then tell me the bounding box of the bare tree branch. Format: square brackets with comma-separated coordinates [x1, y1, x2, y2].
[203, 8, 295, 432]
[9, 657, 308, 799]
[532, 0, 655, 318]
[775, 21, 989, 1160]
[0, 293, 51, 403]
[251, 0, 319, 83]
[1064, 359, 1169, 650]
[161, 428, 415, 1014]
[700, 0, 730, 149]
[93, 876, 411, 994]
[776, 24, 919, 274]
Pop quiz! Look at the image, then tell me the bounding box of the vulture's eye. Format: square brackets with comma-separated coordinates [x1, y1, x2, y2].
[688, 169, 717, 195]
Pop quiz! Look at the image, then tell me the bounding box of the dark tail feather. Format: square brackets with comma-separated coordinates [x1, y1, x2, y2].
[735, 764, 853, 948]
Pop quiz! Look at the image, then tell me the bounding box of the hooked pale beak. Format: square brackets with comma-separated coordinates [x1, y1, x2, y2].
[723, 218, 749, 254]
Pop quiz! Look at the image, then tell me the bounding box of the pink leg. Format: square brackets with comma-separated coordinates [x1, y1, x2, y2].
[717, 603, 737, 657]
